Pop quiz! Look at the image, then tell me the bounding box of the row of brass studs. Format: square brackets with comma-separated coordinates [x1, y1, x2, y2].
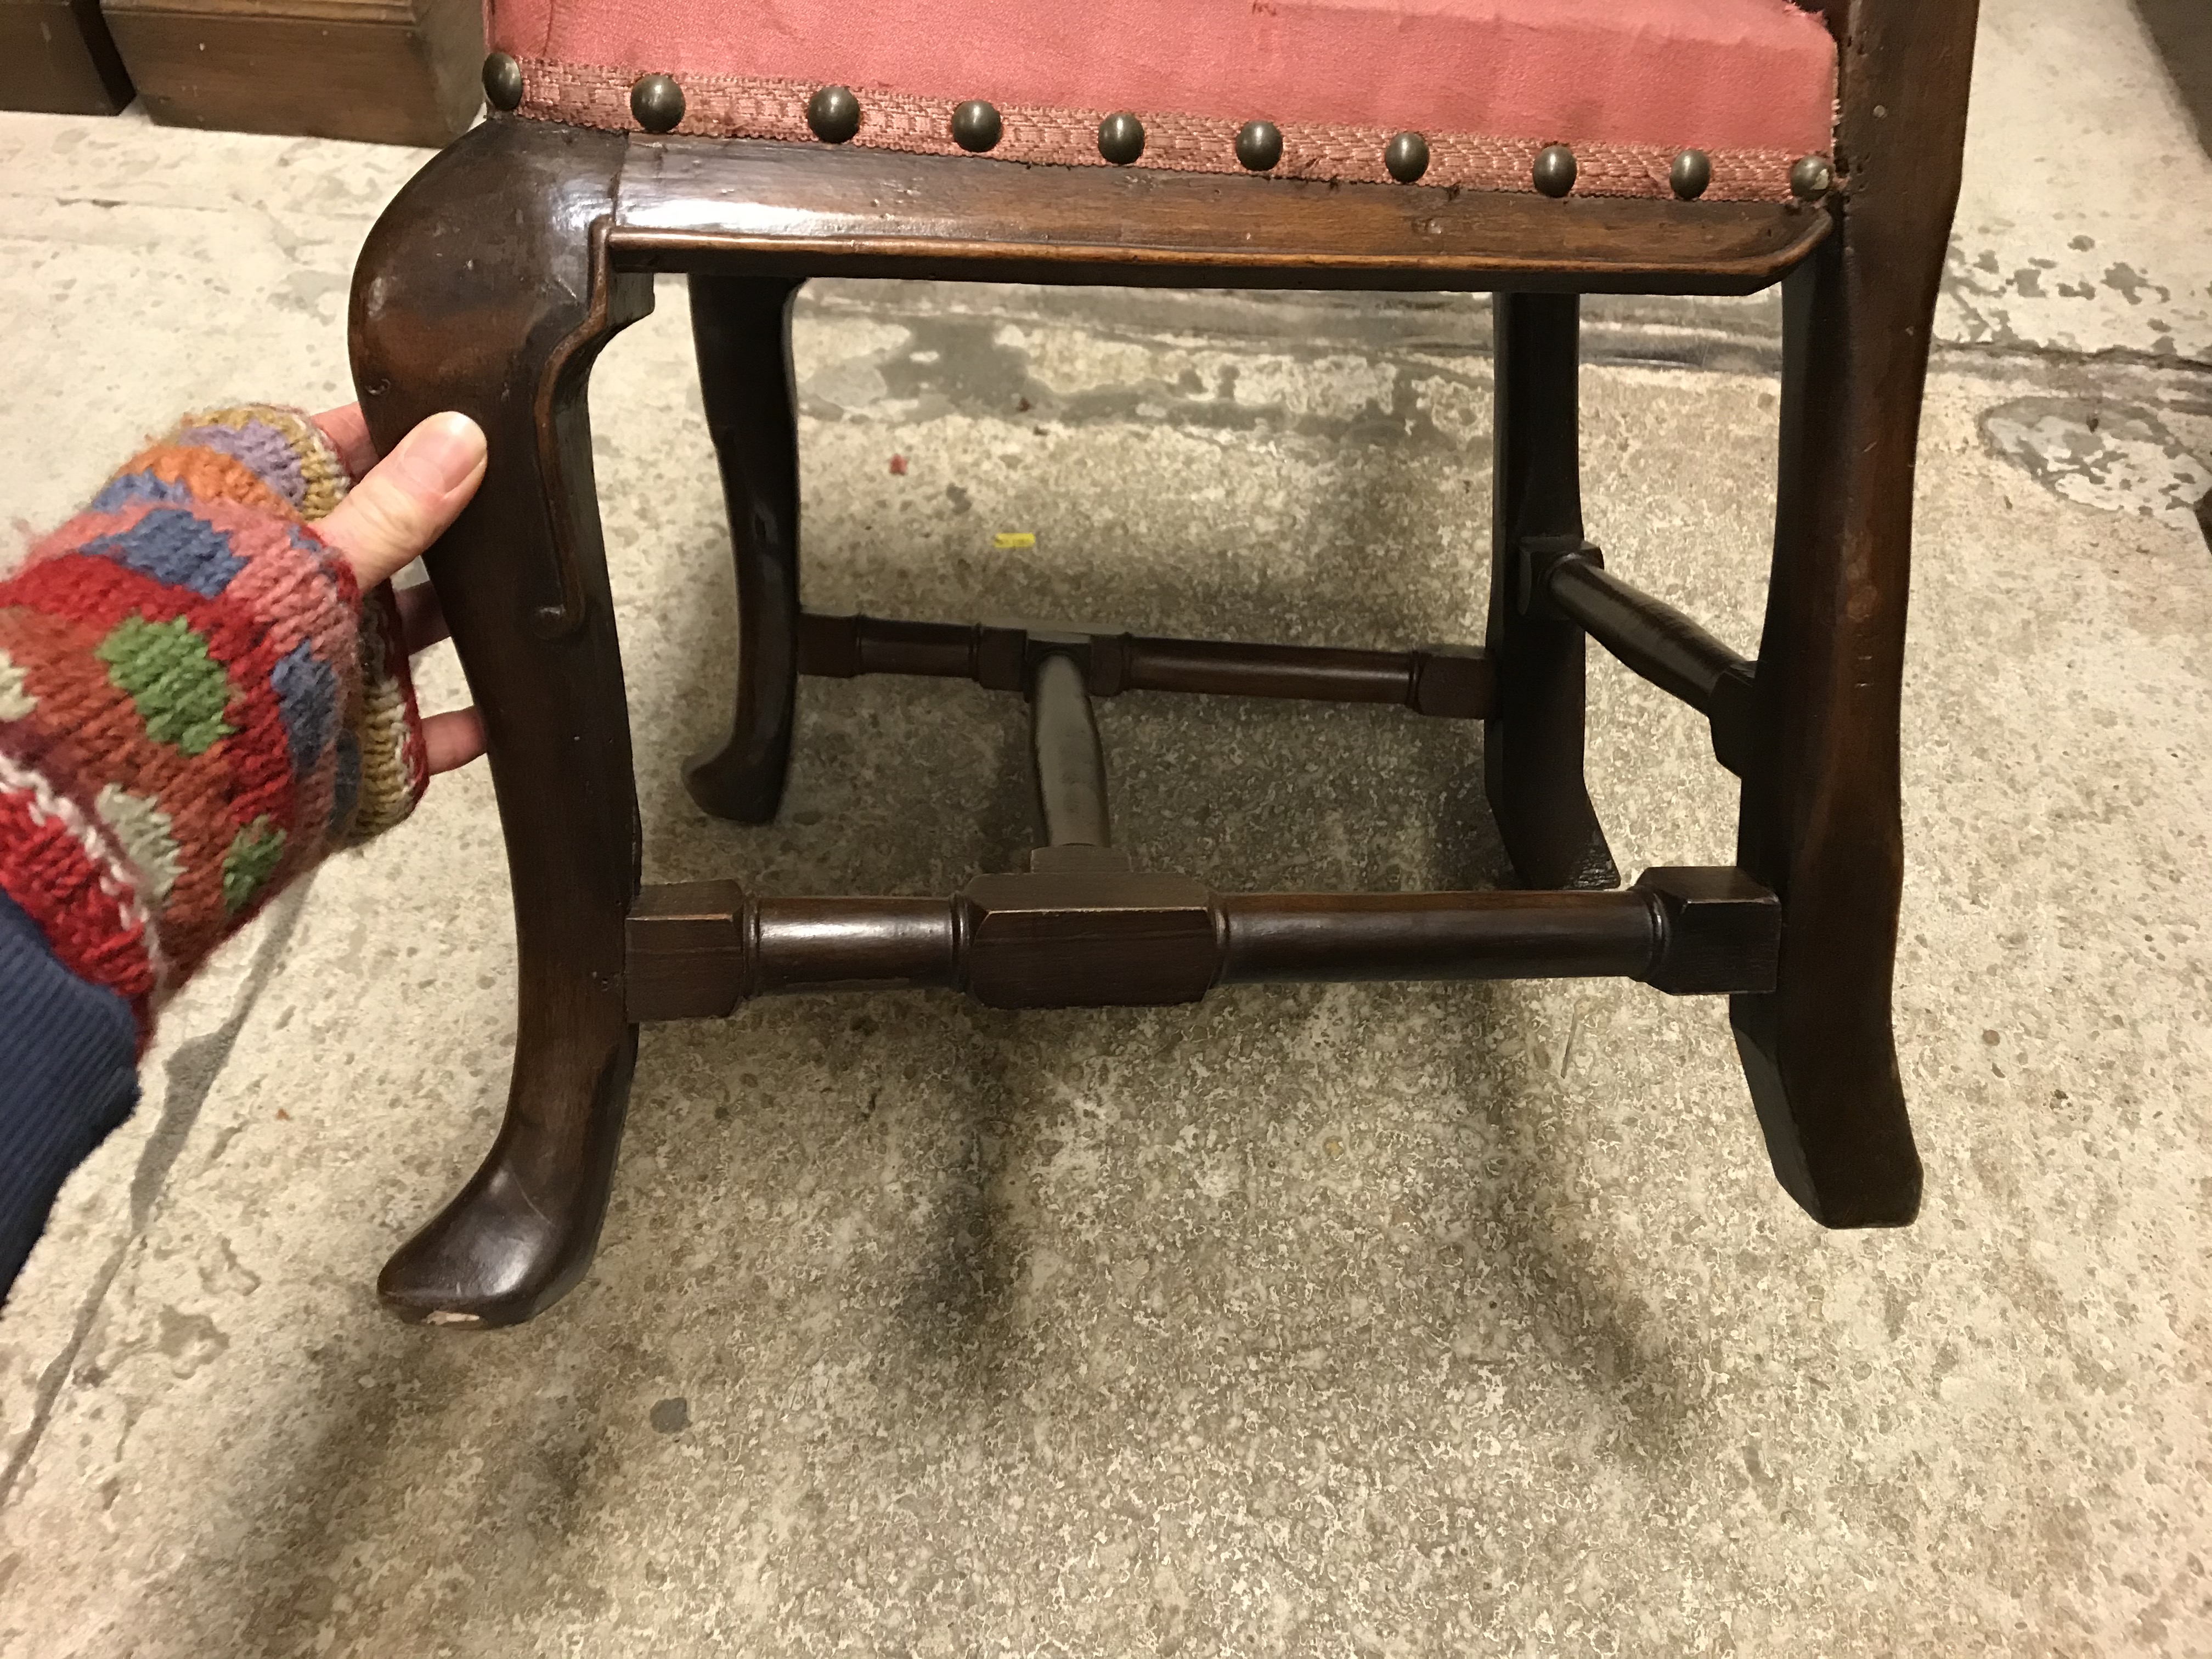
[482, 55, 1835, 200]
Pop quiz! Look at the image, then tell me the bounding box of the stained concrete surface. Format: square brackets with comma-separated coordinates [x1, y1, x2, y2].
[1, 1, 2209, 1651]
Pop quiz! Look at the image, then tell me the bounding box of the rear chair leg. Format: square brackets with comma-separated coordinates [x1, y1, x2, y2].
[1731, 244, 1922, 1228]
[1485, 292, 1619, 890]
[351, 119, 653, 1324]
[1729, 0, 1976, 1226]
[684, 274, 806, 823]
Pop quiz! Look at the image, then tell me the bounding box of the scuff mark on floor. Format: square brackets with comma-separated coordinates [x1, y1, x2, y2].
[1979, 395, 2212, 539]
[2103, 264, 2172, 307]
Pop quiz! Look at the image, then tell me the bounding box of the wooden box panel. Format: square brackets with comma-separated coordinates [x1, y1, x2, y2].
[102, 0, 479, 147]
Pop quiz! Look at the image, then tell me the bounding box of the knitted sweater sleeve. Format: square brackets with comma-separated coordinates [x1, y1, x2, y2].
[0, 405, 428, 1297]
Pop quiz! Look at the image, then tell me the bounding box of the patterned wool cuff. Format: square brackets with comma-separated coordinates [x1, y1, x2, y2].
[0, 405, 429, 1034]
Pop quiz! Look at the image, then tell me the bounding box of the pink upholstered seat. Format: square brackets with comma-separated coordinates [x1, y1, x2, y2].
[492, 0, 1836, 201]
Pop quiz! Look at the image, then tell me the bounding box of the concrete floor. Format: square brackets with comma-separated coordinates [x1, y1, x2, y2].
[2, 2, 2209, 1652]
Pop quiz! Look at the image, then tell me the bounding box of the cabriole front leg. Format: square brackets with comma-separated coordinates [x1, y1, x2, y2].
[349, 118, 654, 1324]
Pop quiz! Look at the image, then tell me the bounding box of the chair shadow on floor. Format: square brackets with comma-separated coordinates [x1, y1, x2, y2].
[213, 388, 1760, 1656]
[613, 452, 1728, 1457]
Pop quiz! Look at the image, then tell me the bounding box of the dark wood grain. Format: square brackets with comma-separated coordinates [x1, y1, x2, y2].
[0, 0, 131, 112]
[795, 612, 1495, 718]
[1485, 294, 1618, 891]
[609, 136, 1831, 295]
[103, 0, 480, 146]
[1729, 0, 1982, 1227]
[1635, 868, 1782, 996]
[1216, 890, 1660, 985]
[628, 883, 957, 1018]
[1030, 653, 1112, 849]
[1538, 548, 1757, 775]
[624, 867, 1779, 1022]
[351, 117, 653, 1327]
[682, 273, 805, 822]
[959, 870, 1220, 1009]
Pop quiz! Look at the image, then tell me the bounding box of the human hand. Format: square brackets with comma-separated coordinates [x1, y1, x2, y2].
[309, 403, 488, 776]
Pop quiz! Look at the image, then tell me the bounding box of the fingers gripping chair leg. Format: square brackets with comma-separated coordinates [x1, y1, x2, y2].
[350, 119, 655, 1325]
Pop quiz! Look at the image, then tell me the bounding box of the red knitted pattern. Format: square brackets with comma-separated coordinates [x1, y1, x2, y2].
[0, 408, 428, 1037]
[0, 755, 157, 1023]
[514, 58, 1805, 203]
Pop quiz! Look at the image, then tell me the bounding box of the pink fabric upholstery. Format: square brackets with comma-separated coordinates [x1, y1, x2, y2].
[493, 0, 1834, 153]
[490, 0, 1836, 199]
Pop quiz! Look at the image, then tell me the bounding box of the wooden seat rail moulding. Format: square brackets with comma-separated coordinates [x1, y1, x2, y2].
[602, 136, 1833, 297]
[797, 611, 1495, 719]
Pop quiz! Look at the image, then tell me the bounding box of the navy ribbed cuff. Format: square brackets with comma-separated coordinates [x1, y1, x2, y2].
[0, 888, 140, 1304]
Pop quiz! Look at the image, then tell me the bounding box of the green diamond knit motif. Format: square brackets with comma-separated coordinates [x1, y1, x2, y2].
[222, 815, 286, 915]
[94, 613, 235, 755]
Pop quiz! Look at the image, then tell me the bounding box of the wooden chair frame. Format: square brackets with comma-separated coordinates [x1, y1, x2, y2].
[348, 0, 1979, 1326]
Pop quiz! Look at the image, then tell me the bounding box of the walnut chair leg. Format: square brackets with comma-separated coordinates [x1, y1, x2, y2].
[1729, 0, 1976, 1227]
[1731, 245, 1921, 1228]
[1485, 292, 1620, 890]
[684, 273, 806, 823]
[350, 119, 655, 1324]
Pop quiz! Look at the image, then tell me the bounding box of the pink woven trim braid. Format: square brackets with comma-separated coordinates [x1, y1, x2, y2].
[513, 59, 1808, 204]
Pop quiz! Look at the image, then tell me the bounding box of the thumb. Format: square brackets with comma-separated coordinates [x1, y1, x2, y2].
[316, 411, 487, 590]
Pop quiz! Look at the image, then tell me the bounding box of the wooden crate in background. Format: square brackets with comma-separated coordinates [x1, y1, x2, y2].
[102, 0, 481, 146]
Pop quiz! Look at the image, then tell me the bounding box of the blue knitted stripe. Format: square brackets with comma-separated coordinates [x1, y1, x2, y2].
[87, 471, 193, 515]
[270, 639, 340, 778]
[83, 506, 248, 599]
